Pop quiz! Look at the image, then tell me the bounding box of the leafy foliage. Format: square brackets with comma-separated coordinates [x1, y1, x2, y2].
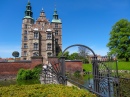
[58, 51, 70, 60]
[69, 52, 79, 60]
[0, 84, 96, 97]
[107, 19, 130, 61]
[58, 51, 89, 63]
[74, 70, 81, 78]
[17, 64, 42, 80]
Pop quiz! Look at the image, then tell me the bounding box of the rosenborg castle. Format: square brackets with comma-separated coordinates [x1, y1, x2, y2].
[21, 1, 62, 60]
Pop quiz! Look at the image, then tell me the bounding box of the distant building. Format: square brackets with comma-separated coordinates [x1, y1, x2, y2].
[88, 55, 109, 61]
[21, 1, 62, 60]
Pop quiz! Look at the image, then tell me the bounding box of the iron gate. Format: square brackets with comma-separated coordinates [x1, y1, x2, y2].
[40, 44, 120, 97]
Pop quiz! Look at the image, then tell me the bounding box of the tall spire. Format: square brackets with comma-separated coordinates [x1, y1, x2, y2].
[53, 8, 58, 20]
[24, 1, 33, 19]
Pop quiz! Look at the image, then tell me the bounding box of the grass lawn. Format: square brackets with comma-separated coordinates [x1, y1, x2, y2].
[83, 61, 130, 71]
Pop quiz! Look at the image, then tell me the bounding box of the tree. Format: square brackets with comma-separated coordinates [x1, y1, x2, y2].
[58, 51, 70, 60]
[78, 46, 89, 58]
[78, 46, 89, 63]
[107, 19, 130, 61]
[69, 53, 79, 60]
[12, 51, 19, 60]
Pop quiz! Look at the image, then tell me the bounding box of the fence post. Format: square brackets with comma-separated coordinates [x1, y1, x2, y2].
[92, 56, 100, 93]
[60, 56, 66, 85]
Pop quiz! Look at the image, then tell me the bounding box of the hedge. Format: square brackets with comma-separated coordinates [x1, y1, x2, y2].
[0, 84, 96, 97]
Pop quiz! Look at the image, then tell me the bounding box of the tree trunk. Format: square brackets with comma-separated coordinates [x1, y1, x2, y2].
[126, 58, 129, 62]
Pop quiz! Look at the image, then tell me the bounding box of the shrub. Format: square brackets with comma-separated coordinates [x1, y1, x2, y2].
[74, 70, 81, 78]
[17, 64, 42, 80]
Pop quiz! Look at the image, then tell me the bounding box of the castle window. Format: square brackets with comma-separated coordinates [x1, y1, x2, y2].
[55, 30, 58, 36]
[33, 52, 39, 56]
[23, 51, 27, 56]
[24, 43, 27, 48]
[34, 43, 38, 50]
[55, 39, 58, 44]
[34, 32, 38, 39]
[47, 33, 51, 39]
[24, 30, 27, 34]
[24, 36, 27, 41]
[47, 43, 51, 50]
[47, 52, 52, 56]
[25, 24, 27, 29]
[55, 24, 58, 28]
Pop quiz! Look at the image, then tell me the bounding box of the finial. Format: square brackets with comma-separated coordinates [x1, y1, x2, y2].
[42, 8, 44, 12]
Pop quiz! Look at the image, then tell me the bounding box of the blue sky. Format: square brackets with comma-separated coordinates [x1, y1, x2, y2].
[0, 0, 130, 58]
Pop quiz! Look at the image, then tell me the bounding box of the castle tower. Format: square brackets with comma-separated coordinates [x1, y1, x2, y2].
[51, 8, 62, 56]
[21, 2, 62, 61]
[21, 1, 34, 60]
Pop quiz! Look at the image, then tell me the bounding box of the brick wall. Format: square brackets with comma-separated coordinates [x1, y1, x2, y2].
[65, 60, 83, 73]
[0, 57, 43, 75]
[48, 57, 83, 73]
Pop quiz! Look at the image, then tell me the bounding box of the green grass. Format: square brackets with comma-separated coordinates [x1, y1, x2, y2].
[117, 62, 130, 70]
[82, 64, 92, 71]
[83, 62, 130, 71]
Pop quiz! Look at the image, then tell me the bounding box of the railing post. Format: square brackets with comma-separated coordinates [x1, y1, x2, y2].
[92, 56, 100, 93]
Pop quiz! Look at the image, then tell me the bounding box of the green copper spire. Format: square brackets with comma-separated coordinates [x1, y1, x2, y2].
[24, 1, 33, 19]
[53, 8, 58, 19]
[52, 8, 61, 23]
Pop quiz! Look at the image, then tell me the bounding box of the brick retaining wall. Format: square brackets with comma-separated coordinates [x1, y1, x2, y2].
[0, 57, 43, 75]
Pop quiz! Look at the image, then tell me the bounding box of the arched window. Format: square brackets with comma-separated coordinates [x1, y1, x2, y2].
[34, 43, 38, 50]
[47, 43, 51, 50]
